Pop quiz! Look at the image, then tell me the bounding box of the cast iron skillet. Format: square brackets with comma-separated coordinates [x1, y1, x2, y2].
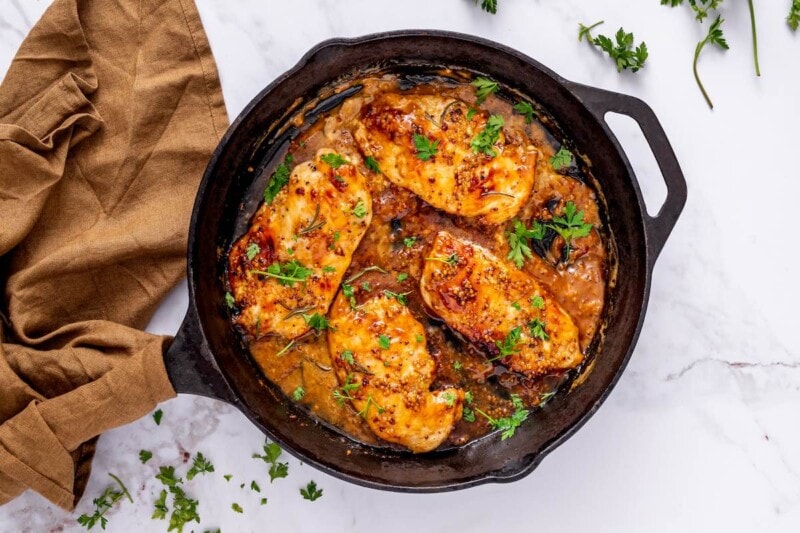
[163, 30, 686, 491]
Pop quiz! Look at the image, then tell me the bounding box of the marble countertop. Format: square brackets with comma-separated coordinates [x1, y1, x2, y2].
[2, 0, 799, 531]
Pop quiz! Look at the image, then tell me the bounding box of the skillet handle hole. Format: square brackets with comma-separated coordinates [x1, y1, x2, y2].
[603, 112, 668, 218]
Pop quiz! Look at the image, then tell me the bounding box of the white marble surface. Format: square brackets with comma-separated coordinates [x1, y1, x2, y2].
[2, 0, 800, 531]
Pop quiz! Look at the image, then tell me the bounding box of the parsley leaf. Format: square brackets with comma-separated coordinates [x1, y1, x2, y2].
[264, 154, 294, 205]
[333, 373, 360, 404]
[548, 201, 593, 261]
[302, 313, 331, 332]
[530, 294, 544, 309]
[528, 318, 549, 341]
[186, 452, 214, 480]
[403, 236, 418, 248]
[579, 21, 648, 73]
[292, 386, 306, 401]
[470, 114, 504, 157]
[550, 147, 573, 171]
[231, 502, 243, 513]
[300, 481, 324, 501]
[378, 334, 391, 350]
[77, 474, 132, 530]
[513, 101, 536, 124]
[453, 361, 463, 371]
[383, 289, 411, 306]
[320, 152, 349, 168]
[475, 394, 530, 440]
[365, 156, 381, 173]
[340, 350, 355, 365]
[397, 272, 409, 282]
[413, 134, 439, 161]
[463, 407, 476, 422]
[424, 253, 459, 266]
[352, 200, 368, 218]
[224, 291, 235, 309]
[153, 409, 163, 425]
[493, 327, 522, 360]
[506, 219, 545, 268]
[246, 242, 260, 261]
[252, 440, 289, 482]
[442, 392, 457, 407]
[251, 260, 313, 287]
[471, 77, 499, 105]
[790, 0, 800, 31]
[151, 489, 168, 521]
[693, 15, 729, 109]
[477, 0, 497, 14]
[323, 265, 336, 273]
[139, 450, 153, 464]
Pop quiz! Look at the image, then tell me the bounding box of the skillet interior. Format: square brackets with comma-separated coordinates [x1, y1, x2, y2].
[187, 31, 649, 490]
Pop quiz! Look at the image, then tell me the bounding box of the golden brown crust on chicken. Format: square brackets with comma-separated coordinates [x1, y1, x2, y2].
[228, 149, 372, 339]
[354, 93, 537, 224]
[327, 290, 463, 453]
[420, 231, 583, 377]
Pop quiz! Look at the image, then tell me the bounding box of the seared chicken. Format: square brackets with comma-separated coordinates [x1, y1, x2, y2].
[420, 231, 583, 377]
[228, 149, 372, 339]
[354, 93, 537, 224]
[327, 289, 463, 453]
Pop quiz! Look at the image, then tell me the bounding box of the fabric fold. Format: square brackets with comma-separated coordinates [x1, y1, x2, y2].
[0, 0, 228, 510]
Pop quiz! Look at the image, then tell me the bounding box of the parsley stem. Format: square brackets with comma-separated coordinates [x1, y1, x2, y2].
[250, 270, 307, 284]
[693, 39, 714, 109]
[473, 407, 496, 424]
[747, 0, 760, 77]
[108, 473, 133, 503]
[345, 265, 388, 284]
[276, 340, 295, 357]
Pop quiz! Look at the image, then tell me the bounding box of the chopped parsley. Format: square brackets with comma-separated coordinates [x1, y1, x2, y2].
[252, 260, 313, 287]
[252, 440, 289, 482]
[415, 334, 424, 343]
[493, 327, 522, 360]
[323, 265, 336, 273]
[513, 101, 537, 124]
[530, 295, 544, 309]
[442, 392, 457, 407]
[365, 156, 381, 173]
[320, 152, 349, 168]
[340, 350, 355, 365]
[470, 114, 504, 157]
[378, 334, 391, 350]
[383, 289, 411, 305]
[403, 236, 418, 248]
[506, 219, 546, 268]
[139, 450, 153, 464]
[471, 77, 499, 105]
[528, 318, 549, 341]
[76, 474, 132, 530]
[153, 409, 163, 425]
[511, 301, 521, 311]
[413, 134, 439, 161]
[224, 291, 235, 309]
[292, 386, 306, 401]
[475, 393, 530, 440]
[333, 374, 360, 404]
[264, 154, 294, 205]
[549, 201, 593, 260]
[397, 272, 409, 282]
[300, 481, 323, 501]
[186, 452, 214, 480]
[302, 313, 332, 332]
[246, 242, 260, 261]
[231, 502, 243, 513]
[352, 200, 368, 218]
[453, 361, 463, 371]
[550, 147, 573, 171]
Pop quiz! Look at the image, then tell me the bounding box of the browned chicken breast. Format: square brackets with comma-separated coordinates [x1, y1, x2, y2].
[420, 231, 583, 377]
[327, 289, 463, 452]
[228, 149, 372, 339]
[354, 93, 537, 224]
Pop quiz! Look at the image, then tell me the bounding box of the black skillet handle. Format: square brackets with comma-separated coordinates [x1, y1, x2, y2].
[568, 82, 687, 267]
[164, 301, 237, 404]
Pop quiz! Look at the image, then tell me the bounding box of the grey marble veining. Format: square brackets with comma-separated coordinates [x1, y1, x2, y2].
[1, 0, 799, 531]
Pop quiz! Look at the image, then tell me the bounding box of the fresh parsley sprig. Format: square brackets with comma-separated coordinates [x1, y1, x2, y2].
[413, 134, 439, 161]
[790, 0, 800, 30]
[578, 21, 648, 73]
[186, 452, 214, 480]
[470, 114, 505, 157]
[512, 101, 537, 124]
[693, 15, 729, 109]
[549, 201, 594, 261]
[77, 474, 132, 530]
[300, 481, 324, 501]
[471, 77, 499, 105]
[492, 327, 522, 360]
[320, 152, 349, 168]
[264, 154, 294, 205]
[476, 0, 497, 15]
[506, 219, 545, 268]
[251, 260, 313, 287]
[474, 394, 530, 440]
[252, 440, 290, 482]
[333, 374, 360, 404]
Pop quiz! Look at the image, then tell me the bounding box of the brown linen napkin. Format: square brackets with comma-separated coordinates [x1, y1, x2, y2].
[0, 0, 228, 510]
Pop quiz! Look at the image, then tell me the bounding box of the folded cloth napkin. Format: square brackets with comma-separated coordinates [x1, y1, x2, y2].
[0, 0, 228, 510]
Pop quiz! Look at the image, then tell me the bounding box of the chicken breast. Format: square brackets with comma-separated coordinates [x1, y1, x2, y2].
[354, 93, 537, 224]
[228, 149, 372, 339]
[327, 289, 463, 453]
[420, 231, 583, 377]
